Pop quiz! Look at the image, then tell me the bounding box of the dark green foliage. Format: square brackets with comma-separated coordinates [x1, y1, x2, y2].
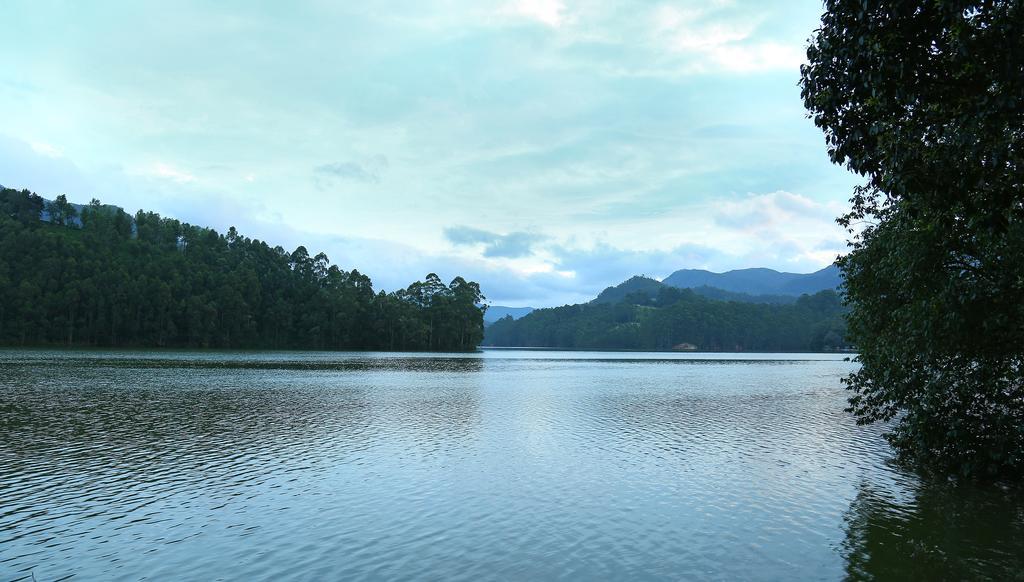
[801, 1, 1024, 477]
[591, 276, 666, 304]
[47, 194, 78, 227]
[0, 188, 44, 224]
[485, 286, 847, 351]
[841, 481, 1024, 579]
[0, 188, 485, 351]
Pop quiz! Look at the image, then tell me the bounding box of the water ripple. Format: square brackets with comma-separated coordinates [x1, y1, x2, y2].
[0, 349, 1021, 580]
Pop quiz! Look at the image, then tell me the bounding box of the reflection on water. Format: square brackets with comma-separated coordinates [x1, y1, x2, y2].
[842, 478, 1024, 580]
[0, 349, 1020, 580]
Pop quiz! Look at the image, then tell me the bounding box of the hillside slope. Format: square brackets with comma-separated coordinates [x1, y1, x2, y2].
[485, 286, 848, 352]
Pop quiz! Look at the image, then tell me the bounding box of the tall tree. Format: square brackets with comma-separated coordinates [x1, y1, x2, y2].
[801, 1, 1024, 477]
[47, 194, 77, 226]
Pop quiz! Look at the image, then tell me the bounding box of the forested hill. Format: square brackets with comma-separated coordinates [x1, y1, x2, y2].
[484, 285, 848, 352]
[593, 275, 807, 305]
[0, 187, 485, 351]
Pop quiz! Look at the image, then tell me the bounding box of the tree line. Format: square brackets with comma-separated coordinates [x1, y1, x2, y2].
[484, 286, 848, 352]
[0, 187, 485, 351]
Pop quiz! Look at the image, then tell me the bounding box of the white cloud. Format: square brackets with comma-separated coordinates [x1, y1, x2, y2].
[703, 41, 805, 73]
[502, 0, 567, 28]
[0, 134, 93, 197]
[444, 225, 548, 258]
[151, 162, 197, 183]
[652, 4, 804, 73]
[29, 140, 63, 158]
[655, 7, 752, 49]
[713, 190, 846, 266]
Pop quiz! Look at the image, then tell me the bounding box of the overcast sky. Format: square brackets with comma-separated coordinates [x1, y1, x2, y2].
[0, 0, 858, 306]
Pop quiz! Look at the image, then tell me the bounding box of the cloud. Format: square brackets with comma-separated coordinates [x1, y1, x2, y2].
[314, 162, 379, 184]
[651, 4, 805, 73]
[29, 140, 62, 158]
[714, 190, 838, 230]
[313, 156, 389, 189]
[0, 134, 93, 196]
[701, 41, 805, 74]
[445, 226, 505, 246]
[712, 190, 847, 266]
[151, 162, 196, 183]
[501, 0, 567, 28]
[445, 225, 547, 258]
[551, 241, 724, 288]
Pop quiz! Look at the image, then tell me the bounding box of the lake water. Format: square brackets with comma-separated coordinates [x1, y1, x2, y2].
[1, 349, 1021, 581]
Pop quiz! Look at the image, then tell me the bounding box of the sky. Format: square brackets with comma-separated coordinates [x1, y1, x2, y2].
[0, 0, 859, 307]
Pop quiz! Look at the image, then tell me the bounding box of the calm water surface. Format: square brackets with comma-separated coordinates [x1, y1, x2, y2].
[1, 349, 1021, 580]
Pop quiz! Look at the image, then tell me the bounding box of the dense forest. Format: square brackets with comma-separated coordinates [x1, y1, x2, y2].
[0, 187, 485, 351]
[485, 285, 848, 351]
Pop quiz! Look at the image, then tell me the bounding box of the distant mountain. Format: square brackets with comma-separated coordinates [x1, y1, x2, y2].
[484, 305, 534, 325]
[776, 265, 844, 295]
[592, 276, 801, 306]
[485, 286, 848, 351]
[485, 265, 845, 350]
[662, 265, 841, 296]
[592, 276, 665, 304]
[688, 285, 797, 305]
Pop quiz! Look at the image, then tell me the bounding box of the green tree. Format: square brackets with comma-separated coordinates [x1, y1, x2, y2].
[801, 1, 1024, 477]
[1, 189, 44, 224]
[0, 187, 486, 352]
[47, 194, 78, 226]
[484, 288, 845, 352]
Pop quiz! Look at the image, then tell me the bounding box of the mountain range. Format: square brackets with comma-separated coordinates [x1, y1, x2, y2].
[487, 265, 842, 324]
[661, 265, 841, 296]
[484, 279, 847, 351]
